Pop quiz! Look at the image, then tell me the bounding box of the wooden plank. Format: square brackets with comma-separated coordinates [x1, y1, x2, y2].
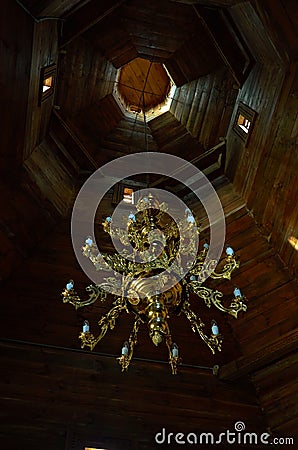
[61, 0, 125, 47]
[24, 20, 58, 160]
[219, 329, 298, 380]
[0, 0, 33, 174]
[56, 38, 117, 116]
[194, 6, 254, 86]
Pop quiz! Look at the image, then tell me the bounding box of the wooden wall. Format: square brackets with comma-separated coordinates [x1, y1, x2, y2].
[24, 19, 59, 160]
[226, 62, 298, 277]
[223, 59, 298, 439]
[253, 353, 298, 439]
[0, 189, 271, 449]
[170, 67, 238, 149]
[56, 37, 117, 118]
[0, 177, 56, 283]
[149, 111, 204, 159]
[0, 0, 33, 175]
[70, 94, 124, 161]
[0, 341, 265, 450]
[23, 135, 76, 215]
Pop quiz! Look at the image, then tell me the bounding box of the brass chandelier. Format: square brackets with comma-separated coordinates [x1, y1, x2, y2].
[61, 192, 247, 375]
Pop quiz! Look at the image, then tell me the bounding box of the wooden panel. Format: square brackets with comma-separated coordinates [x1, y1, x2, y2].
[95, 116, 158, 165]
[0, 175, 57, 283]
[253, 353, 298, 441]
[170, 68, 238, 149]
[253, 0, 298, 63]
[149, 111, 205, 162]
[24, 20, 58, 160]
[165, 26, 223, 86]
[23, 136, 76, 215]
[50, 110, 98, 171]
[0, 0, 33, 175]
[229, 2, 285, 64]
[61, 0, 125, 47]
[85, 12, 137, 68]
[194, 6, 254, 86]
[121, 0, 198, 61]
[69, 94, 125, 161]
[226, 62, 298, 277]
[0, 340, 265, 449]
[56, 37, 117, 117]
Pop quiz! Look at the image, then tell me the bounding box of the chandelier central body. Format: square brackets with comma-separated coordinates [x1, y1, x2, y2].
[61, 193, 247, 374]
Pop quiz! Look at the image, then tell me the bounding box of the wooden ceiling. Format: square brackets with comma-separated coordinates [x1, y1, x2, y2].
[1, 0, 298, 449]
[117, 58, 171, 111]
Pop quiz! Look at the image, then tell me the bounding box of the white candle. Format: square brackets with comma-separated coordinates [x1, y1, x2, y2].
[211, 322, 219, 336]
[83, 320, 89, 333]
[85, 237, 93, 246]
[234, 287, 241, 297]
[122, 344, 129, 355]
[66, 281, 74, 290]
[172, 346, 179, 358]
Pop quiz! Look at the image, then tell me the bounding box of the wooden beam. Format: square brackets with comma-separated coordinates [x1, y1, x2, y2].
[25, 0, 84, 18]
[150, 139, 226, 188]
[61, 0, 125, 48]
[170, 0, 241, 6]
[219, 328, 298, 381]
[51, 110, 98, 171]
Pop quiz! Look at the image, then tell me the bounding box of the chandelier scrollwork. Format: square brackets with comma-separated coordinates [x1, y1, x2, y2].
[61, 193, 247, 374]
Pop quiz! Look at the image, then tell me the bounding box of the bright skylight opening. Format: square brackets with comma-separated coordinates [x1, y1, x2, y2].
[123, 187, 134, 204]
[113, 59, 176, 121]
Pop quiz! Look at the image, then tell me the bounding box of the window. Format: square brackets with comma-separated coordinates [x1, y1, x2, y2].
[123, 187, 134, 204]
[233, 102, 256, 144]
[237, 114, 251, 133]
[112, 183, 134, 205]
[38, 64, 56, 105]
[85, 448, 108, 450]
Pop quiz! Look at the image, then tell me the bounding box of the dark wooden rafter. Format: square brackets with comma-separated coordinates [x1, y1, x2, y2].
[50, 110, 98, 171]
[194, 5, 254, 86]
[253, 0, 298, 63]
[150, 139, 226, 191]
[170, 0, 242, 5]
[18, 0, 85, 18]
[60, 0, 126, 48]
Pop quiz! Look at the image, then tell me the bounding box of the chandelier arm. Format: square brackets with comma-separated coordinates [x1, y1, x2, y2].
[117, 316, 142, 372]
[190, 257, 239, 282]
[61, 284, 107, 310]
[165, 326, 181, 375]
[188, 284, 247, 318]
[79, 298, 128, 351]
[83, 242, 134, 274]
[82, 243, 111, 271]
[208, 256, 240, 280]
[181, 301, 222, 354]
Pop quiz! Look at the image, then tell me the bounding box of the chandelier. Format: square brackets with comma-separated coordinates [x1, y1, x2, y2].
[61, 192, 247, 374]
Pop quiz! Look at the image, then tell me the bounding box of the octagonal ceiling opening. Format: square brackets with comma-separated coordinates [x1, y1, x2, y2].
[114, 58, 176, 121]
